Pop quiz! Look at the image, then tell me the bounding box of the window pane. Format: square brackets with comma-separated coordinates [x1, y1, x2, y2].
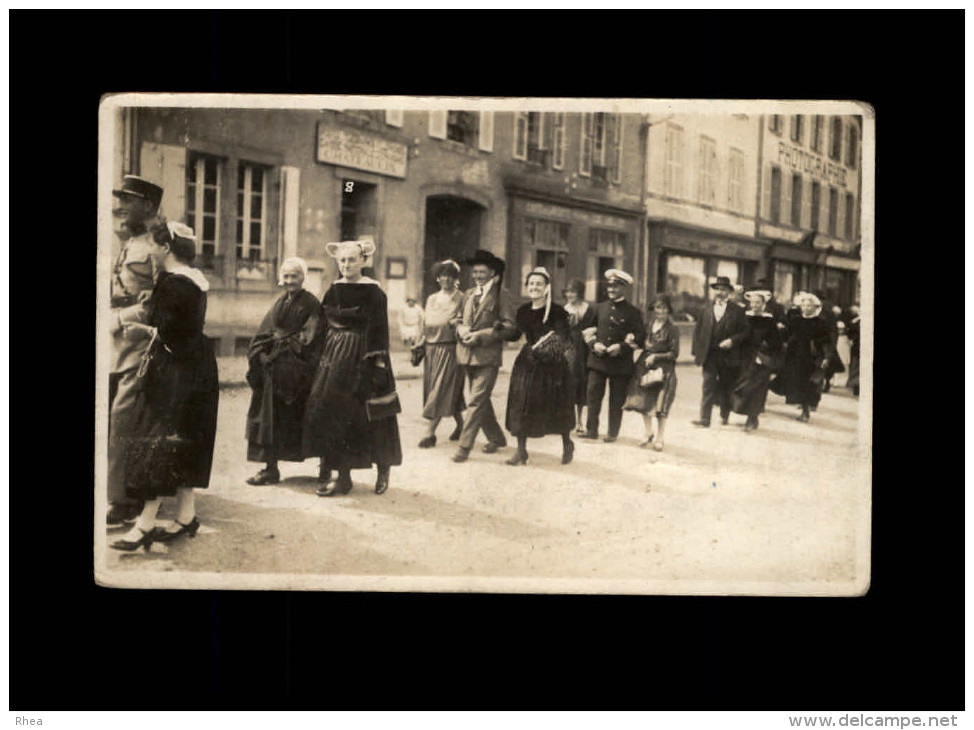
[203, 215, 216, 242]
[236, 219, 243, 244]
[251, 166, 263, 190]
[251, 195, 262, 218]
[237, 191, 244, 213]
[250, 222, 262, 248]
[204, 187, 217, 213]
[238, 166, 246, 189]
[186, 183, 196, 213]
[716, 260, 739, 283]
[204, 159, 218, 185]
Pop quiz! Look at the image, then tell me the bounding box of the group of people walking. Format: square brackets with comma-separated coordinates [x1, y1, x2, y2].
[106, 176, 859, 555]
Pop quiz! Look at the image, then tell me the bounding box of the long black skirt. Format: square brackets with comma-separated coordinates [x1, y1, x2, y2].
[505, 345, 576, 437]
[731, 362, 773, 418]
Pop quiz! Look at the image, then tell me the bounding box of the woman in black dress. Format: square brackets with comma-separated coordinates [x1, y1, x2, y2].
[731, 288, 783, 432]
[302, 240, 402, 496]
[244, 257, 320, 485]
[844, 304, 861, 397]
[622, 295, 680, 452]
[562, 278, 597, 435]
[773, 292, 836, 423]
[111, 222, 219, 551]
[504, 267, 576, 466]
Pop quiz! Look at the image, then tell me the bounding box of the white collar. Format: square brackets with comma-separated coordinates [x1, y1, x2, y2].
[336, 276, 380, 286]
[610, 296, 625, 304]
[476, 277, 496, 296]
[166, 263, 210, 292]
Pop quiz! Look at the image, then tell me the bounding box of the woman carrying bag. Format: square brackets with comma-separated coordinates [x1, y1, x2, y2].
[623, 295, 680, 452]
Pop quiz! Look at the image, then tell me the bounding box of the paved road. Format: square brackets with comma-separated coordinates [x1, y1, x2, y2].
[102, 355, 869, 595]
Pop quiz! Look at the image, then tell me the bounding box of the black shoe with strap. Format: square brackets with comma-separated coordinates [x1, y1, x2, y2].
[246, 468, 280, 485]
[152, 516, 201, 543]
[110, 526, 154, 553]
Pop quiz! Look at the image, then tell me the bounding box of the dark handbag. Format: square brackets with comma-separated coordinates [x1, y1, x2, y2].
[410, 345, 425, 367]
[365, 391, 402, 421]
[124, 431, 195, 495]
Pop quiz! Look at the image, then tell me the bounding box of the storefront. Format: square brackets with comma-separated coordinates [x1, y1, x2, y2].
[766, 240, 818, 308]
[648, 222, 768, 320]
[507, 192, 642, 304]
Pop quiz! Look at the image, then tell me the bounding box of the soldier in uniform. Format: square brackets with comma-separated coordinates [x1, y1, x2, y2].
[107, 175, 164, 525]
[580, 269, 646, 442]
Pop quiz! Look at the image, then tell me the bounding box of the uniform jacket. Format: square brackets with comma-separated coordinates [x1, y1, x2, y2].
[586, 298, 646, 377]
[691, 300, 750, 368]
[455, 281, 518, 368]
[110, 230, 157, 374]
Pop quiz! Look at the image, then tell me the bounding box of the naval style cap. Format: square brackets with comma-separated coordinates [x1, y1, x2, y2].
[604, 269, 633, 286]
[112, 175, 164, 208]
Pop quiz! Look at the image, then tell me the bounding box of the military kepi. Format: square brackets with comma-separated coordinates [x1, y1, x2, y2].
[604, 268, 633, 286]
[112, 175, 164, 208]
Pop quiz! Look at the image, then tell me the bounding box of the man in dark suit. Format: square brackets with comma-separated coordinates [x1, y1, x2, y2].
[580, 269, 646, 442]
[691, 275, 751, 427]
[452, 249, 519, 462]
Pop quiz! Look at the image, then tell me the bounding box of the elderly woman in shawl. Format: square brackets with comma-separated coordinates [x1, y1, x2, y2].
[302, 239, 402, 497]
[244, 257, 320, 485]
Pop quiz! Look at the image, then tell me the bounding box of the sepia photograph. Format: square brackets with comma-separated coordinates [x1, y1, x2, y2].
[95, 94, 873, 595]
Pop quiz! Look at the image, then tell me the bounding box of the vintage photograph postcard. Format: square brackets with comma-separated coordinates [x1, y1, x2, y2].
[95, 94, 873, 595]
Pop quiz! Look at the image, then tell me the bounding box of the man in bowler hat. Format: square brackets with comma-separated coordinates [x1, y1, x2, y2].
[107, 175, 164, 524]
[580, 269, 645, 442]
[691, 275, 751, 427]
[452, 249, 519, 462]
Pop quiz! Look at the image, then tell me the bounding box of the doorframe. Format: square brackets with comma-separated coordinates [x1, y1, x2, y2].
[418, 184, 491, 295]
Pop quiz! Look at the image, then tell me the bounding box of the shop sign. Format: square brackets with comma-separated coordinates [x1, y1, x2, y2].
[317, 123, 407, 179]
[665, 229, 765, 260]
[825, 254, 860, 271]
[522, 199, 631, 230]
[777, 141, 847, 188]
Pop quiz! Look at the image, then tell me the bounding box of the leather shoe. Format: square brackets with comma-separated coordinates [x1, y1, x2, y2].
[720, 416, 729, 426]
[418, 436, 436, 448]
[449, 421, 463, 441]
[482, 440, 506, 454]
[578, 431, 598, 440]
[561, 440, 574, 465]
[452, 448, 470, 463]
[317, 474, 353, 497]
[603, 435, 617, 443]
[375, 467, 390, 495]
[691, 420, 710, 428]
[246, 468, 280, 485]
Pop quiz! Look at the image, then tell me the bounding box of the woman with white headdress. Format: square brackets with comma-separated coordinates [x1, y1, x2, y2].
[302, 239, 402, 496]
[771, 291, 835, 423]
[243, 257, 320, 485]
[110, 221, 219, 552]
[730, 287, 784, 432]
[413, 259, 466, 448]
[503, 267, 576, 466]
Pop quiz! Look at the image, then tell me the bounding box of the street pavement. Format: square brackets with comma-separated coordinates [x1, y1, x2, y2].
[103, 351, 869, 594]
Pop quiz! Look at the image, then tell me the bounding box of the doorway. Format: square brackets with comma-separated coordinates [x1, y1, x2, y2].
[423, 196, 484, 298]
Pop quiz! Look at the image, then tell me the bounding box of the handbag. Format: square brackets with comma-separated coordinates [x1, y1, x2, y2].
[366, 391, 402, 421]
[410, 345, 425, 367]
[641, 367, 665, 387]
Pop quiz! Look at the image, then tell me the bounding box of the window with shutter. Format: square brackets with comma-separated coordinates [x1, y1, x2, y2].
[552, 113, 566, 169]
[478, 111, 494, 152]
[810, 116, 823, 153]
[769, 166, 782, 224]
[791, 174, 802, 226]
[828, 187, 838, 236]
[236, 162, 267, 262]
[428, 110, 447, 140]
[280, 166, 300, 261]
[610, 114, 623, 183]
[846, 125, 858, 168]
[580, 113, 594, 176]
[830, 117, 842, 161]
[844, 193, 855, 240]
[184, 151, 222, 265]
[810, 182, 821, 231]
[513, 112, 528, 160]
[664, 123, 684, 197]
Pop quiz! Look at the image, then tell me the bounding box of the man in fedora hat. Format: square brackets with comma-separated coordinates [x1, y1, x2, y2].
[451, 249, 518, 462]
[106, 175, 164, 525]
[580, 269, 645, 442]
[691, 275, 751, 427]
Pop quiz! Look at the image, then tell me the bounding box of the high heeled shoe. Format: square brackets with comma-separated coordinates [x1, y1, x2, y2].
[505, 450, 528, 466]
[561, 440, 574, 465]
[152, 516, 201, 543]
[110, 526, 154, 553]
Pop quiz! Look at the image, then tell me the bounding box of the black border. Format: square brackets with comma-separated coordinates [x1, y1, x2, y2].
[10, 10, 963, 711]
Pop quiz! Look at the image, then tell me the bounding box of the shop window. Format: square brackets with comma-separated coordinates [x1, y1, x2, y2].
[774, 262, 797, 306]
[697, 136, 717, 205]
[811, 182, 821, 232]
[520, 218, 570, 297]
[791, 174, 803, 226]
[769, 165, 782, 224]
[828, 187, 839, 237]
[844, 193, 855, 240]
[712, 260, 741, 294]
[663, 123, 685, 197]
[830, 117, 843, 161]
[236, 162, 266, 263]
[769, 115, 783, 135]
[186, 152, 221, 267]
[810, 116, 823, 153]
[660, 253, 707, 320]
[728, 148, 745, 212]
[790, 115, 804, 144]
[846, 125, 858, 168]
[587, 229, 628, 302]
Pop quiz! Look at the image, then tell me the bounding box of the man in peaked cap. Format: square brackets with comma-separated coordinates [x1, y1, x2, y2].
[106, 175, 164, 525]
[691, 275, 751, 427]
[580, 269, 646, 443]
[451, 249, 519, 462]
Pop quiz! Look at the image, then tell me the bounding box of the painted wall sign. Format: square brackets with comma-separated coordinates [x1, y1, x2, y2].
[521, 199, 631, 230]
[316, 123, 408, 179]
[777, 141, 848, 188]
